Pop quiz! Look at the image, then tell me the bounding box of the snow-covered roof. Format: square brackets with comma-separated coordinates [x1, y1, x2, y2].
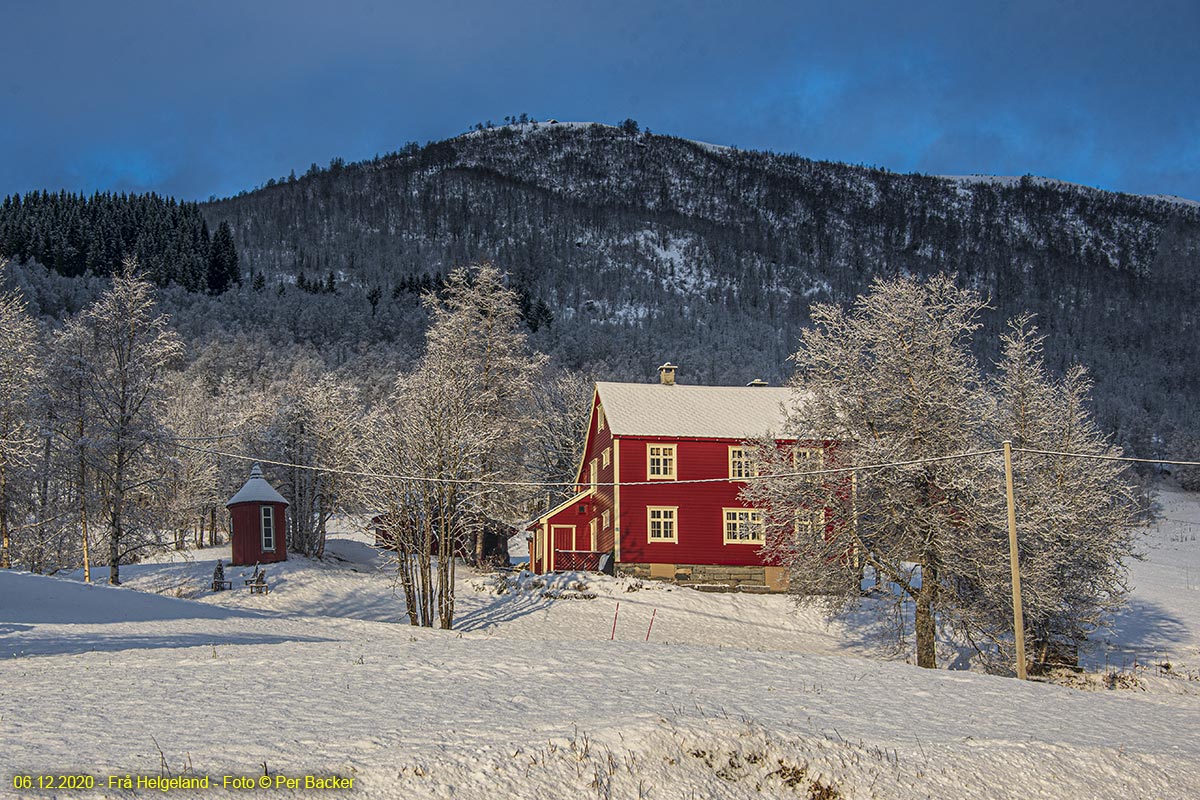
[595, 382, 798, 440]
[226, 463, 289, 508]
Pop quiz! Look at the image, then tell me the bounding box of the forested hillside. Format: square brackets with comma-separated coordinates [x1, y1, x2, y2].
[200, 122, 1199, 456]
[3, 123, 1196, 456]
[0, 190, 240, 294]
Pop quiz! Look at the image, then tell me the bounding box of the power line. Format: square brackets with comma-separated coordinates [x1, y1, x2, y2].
[170, 439, 1200, 490]
[1013, 447, 1200, 468]
[173, 441, 1005, 489]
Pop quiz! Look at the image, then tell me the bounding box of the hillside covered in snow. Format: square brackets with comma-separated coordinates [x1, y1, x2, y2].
[3, 488, 1199, 798]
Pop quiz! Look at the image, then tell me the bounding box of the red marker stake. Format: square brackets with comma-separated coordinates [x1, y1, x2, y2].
[610, 601, 620, 640]
[645, 608, 657, 642]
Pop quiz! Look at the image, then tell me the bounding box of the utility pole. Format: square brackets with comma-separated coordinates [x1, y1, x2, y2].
[1003, 440, 1027, 680]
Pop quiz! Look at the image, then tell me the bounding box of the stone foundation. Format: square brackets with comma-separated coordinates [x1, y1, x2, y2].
[617, 563, 789, 592]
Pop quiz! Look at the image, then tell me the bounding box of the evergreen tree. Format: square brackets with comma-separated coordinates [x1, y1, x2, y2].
[207, 222, 240, 294]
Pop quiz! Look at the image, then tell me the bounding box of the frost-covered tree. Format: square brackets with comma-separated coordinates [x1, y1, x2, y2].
[421, 263, 545, 568]
[46, 318, 100, 578]
[361, 361, 495, 628]
[523, 367, 595, 513]
[0, 260, 40, 569]
[357, 263, 543, 628]
[964, 318, 1139, 671]
[259, 361, 359, 558]
[746, 276, 1139, 672]
[160, 372, 222, 550]
[745, 274, 994, 669]
[75, 262, 183, 584]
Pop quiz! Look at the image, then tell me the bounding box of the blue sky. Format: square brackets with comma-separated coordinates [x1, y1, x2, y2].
[2, 0, 1197, 201]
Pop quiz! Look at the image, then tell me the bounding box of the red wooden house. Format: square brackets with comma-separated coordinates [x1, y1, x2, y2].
[528, 364, 831, 591]
[226, 463, 289, 567]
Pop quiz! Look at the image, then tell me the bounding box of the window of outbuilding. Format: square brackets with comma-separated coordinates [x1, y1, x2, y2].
[261, 506, 275, 551]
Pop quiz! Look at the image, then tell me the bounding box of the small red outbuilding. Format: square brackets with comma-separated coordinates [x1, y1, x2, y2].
[226, 463, 289, 567]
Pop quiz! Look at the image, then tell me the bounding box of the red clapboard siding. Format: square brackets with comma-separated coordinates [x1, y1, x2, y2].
[229, 502, 288, 566]
[615, 436, 779, 567]
[526, 381, 852, 576]
[577, 391, 616, 551]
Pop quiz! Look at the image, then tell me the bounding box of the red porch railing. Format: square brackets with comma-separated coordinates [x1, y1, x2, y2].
[553, 550, 604, 572]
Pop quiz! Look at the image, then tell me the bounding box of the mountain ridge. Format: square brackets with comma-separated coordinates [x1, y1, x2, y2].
[3, 122, 1194, 458]
[193, 121, 1198, 455]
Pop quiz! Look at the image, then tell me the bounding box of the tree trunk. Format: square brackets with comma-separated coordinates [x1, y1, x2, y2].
[108, 507, 121, 585]
[0, 461, 9, 569]
[33, 435, 51, 574]
[109, 449, 124, 585]
[79, 456, 91, 583]
[914, 564, 938, 669]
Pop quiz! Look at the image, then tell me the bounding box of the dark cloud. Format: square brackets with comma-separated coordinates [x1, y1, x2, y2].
[1, 0, 1196, 200]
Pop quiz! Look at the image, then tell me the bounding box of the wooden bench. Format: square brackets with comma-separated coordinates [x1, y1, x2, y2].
[211, 579, 232, 591]
[247, 568, 269, 595]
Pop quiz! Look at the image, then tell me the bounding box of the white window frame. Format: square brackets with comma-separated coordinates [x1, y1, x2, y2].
[646, 443, 677, 480]
[261, 506, 276, 552]
[589, 458, 599, 488]
[602, 446, 611, 468]
[597, 405, 606, 431]
[793, 446, 825, 474]
[589, 518, 598, 550]
[723, 508, 764, 544]
[602, 509, 611, 531]
[729, 446, 751, 480]
[795, 507, 828, 540]
[647, 506, 678, 543]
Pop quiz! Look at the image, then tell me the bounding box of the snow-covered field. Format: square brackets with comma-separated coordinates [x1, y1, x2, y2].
[3, 489, 1199, 798]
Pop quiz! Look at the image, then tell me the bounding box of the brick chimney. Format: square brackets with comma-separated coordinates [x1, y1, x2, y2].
[657, 362, 678, 385]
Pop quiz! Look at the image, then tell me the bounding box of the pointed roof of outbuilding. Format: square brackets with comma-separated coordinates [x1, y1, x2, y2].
[226, 463, 289, 508]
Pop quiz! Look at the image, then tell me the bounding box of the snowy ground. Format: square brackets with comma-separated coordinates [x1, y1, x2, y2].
[2, 489, 1199, 798]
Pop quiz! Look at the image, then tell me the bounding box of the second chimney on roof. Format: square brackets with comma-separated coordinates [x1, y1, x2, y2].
[658, 362, 678, 385]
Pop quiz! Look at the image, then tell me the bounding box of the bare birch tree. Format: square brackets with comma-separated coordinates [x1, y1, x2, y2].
[0, 261, 40, 569]
[257, 362, 359, 557]
[421, 263, 544, 568]
[47, 319, 99, 579]
[76, 262, 183, 584]
[356, 262, 542, 628]
[524, 367, 595, 513]
[160, 372, 221, 550]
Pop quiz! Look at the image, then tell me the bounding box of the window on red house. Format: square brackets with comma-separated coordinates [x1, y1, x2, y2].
[647, 444, 676, 479]
[647, 506, 678, 542]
